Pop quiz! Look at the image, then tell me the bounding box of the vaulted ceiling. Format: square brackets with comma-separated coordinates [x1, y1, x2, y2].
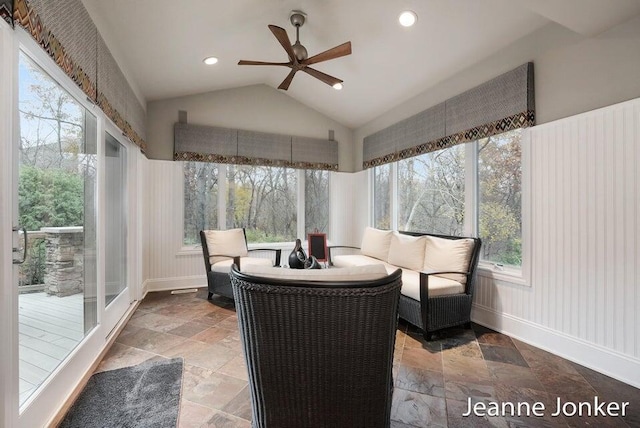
[81, 0, 640, 129]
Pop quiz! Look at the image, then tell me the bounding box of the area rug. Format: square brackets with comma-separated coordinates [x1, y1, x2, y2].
[60, 358, 183, 428]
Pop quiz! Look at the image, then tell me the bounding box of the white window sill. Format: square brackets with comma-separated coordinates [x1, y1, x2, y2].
[477, 263, 530, 287]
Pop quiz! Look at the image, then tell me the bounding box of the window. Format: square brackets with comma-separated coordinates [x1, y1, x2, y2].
[478, 129, 522, 266]
[373, 163, 391, 229]
[183, 162, 330, 245]
[372, 129, 523, 268]
[183, 162, 218, 245]
[227, 165, 297, 243]
[397, 145, 465, 235]
[305, 170, 329, 235]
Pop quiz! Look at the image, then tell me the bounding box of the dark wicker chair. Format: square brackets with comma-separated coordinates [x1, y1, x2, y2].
[200, 229, 281, 300]
[329, 231, 481, 341]
[230, 265, 402, 428]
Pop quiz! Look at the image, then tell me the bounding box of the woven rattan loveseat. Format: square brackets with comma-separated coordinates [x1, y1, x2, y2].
[230, 264, 402, 428]
[329, 228, 481, 340]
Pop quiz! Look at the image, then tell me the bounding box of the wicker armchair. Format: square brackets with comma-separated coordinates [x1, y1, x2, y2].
[230, 265, 402, 428]
[200, 229, 281, 300]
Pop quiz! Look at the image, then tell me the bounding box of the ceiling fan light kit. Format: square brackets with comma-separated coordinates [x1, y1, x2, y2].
[238, 10, 352, 91]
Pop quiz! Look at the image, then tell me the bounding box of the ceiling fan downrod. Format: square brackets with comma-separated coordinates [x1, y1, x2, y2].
[290, 12, 308, 61]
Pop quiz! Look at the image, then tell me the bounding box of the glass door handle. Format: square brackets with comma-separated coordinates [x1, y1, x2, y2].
[12, 226, 27, 264]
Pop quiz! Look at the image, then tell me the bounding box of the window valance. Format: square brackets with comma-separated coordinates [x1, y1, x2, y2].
[13, 0, 147, 152]
[363, 63, 534, 169]
[1, 0, 11, 26]
[174, 123, 339, 171]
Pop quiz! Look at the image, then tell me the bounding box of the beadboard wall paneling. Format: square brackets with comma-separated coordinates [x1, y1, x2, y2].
[473, 98, 640, 386]
[329, 170, 368, 247]
[146, 161, 204, 287]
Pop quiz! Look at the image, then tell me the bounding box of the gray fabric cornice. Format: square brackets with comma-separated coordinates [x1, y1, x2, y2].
[363, 63, 534, 169]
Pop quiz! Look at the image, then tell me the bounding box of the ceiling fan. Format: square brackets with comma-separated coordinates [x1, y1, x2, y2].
[238, 11, 352, 91]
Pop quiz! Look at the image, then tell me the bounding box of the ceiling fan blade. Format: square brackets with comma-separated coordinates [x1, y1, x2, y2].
[238, 60, 291, 66]
[268, 25, 297, 63]
[302, 67, 343, 87]
[278, 69, 298, 90]
[304, 42, 352, 65]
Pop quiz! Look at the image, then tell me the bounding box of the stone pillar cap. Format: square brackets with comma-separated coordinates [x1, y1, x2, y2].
[41, 226, 83, 233]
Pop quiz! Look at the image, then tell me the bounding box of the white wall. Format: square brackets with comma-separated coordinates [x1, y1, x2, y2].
[474, 98, 640, 388]
[146, 84, 355, 171]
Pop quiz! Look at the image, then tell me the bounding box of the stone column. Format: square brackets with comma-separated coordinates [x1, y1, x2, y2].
[42, 227, 84, 297]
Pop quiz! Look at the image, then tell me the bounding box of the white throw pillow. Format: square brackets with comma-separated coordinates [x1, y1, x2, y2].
[386, 233, 426, 271]
[204, 229, 249, 265]
[360, 227, 393, 261]
[242, 264, 389, 282]
[423, 236, 475, 284]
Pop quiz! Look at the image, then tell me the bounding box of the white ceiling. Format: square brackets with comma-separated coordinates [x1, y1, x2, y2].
[81, 0, 640, 129]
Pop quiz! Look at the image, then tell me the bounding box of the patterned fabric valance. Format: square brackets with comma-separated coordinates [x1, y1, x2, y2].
[0, 0, 12, 26]
[174, 123, 339, 171]
[13, 0, 147, 152]
[363, 63, 534, 169]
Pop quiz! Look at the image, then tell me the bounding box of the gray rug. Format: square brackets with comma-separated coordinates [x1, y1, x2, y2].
[60, 358, 183, 428]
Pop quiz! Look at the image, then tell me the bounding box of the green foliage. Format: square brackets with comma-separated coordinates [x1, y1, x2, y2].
[19, 165, 84, 230]
[245, 229, 289, 244]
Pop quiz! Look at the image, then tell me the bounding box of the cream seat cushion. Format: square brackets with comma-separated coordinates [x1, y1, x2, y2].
[204, 228, 248, 265]
[242, 264, 388, 282]
[332, 254, 384, 268]
[400, 269, 464, 300]
[360, 227, 393, 261]
[423, 236, 475, 284]
[212, 257, 272, 273]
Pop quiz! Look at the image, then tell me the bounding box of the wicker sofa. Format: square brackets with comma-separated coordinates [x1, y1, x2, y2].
[230, 264, 402, 428]
[329, 227, 481, 340]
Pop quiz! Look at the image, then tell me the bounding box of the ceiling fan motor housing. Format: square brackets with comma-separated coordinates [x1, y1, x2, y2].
[290, 11, 306, 27]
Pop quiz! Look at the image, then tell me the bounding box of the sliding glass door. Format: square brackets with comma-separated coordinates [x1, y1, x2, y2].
[16, 51, 98, 406]
[103, 131, 129, 330]
[8, 38, 136, 426]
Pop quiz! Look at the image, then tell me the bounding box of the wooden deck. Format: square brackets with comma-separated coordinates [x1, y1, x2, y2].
[18, 292, 84, 405]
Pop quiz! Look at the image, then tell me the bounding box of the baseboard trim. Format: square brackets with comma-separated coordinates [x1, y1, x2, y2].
[472, 304, 640, 389]
[145, 275, 207, 292]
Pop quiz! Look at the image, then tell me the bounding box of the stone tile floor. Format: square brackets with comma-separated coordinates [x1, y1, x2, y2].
[94, 289, 640, 427]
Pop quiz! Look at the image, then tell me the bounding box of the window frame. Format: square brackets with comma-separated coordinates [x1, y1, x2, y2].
[370, 130, 531, 286]
[179, 162, 332, 253]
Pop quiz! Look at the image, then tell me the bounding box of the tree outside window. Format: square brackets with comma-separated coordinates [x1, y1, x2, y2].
[373, 164, 391, 229]
[478, 129, 522, 266]
[398, 145, 465, 235]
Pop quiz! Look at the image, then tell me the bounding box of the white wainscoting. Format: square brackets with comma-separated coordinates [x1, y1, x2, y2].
[473, 97, 640, 388]
[145, 161, 205, 290]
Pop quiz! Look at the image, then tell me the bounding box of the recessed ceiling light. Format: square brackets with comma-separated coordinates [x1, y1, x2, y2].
[203, 56, 219, 65]
[398, 11, 417, 27]
[333, 83, 343, 90]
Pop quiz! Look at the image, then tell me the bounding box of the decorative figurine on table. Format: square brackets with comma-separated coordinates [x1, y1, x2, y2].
[304, 255, 321, 269]
[288, 238, 307, 269]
